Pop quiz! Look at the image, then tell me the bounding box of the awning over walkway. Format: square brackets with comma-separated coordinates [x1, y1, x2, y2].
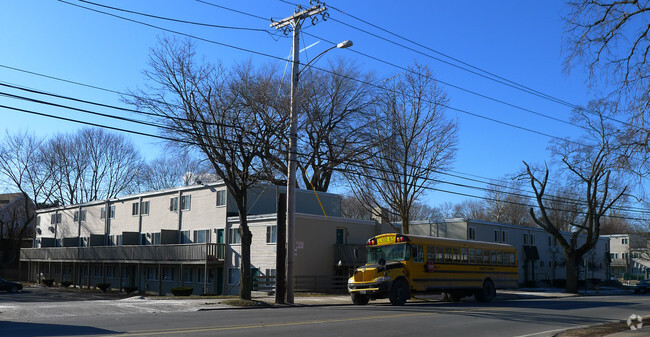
[523, 246, 539, 260]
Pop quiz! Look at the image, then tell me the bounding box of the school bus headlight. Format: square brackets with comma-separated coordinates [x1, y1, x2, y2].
[375, 276, 391, 283]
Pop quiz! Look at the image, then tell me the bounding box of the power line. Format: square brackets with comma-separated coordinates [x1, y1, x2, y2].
[75, 0, 279, 37]
[195, 0, 270, 22]
[4, 63, 644, 214]
[4, 100, 642, 222]
[57, 0, 580, 145]
[10, 4, 647, 211]
[0, 93, 647, 220]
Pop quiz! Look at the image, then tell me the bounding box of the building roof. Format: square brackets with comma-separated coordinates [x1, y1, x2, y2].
[0, 193, 23, 206]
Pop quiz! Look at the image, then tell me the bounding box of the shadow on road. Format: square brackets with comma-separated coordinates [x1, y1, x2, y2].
[329, 296, 642, 327]
[0, 286, 130, 303]
[0, 321, 118, 337]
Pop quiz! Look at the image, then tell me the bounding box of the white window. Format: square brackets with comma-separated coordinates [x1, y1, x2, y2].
[183, 268, 193, 283]
[468, 227, 476, 240]
[131, 202, 139, 216]
[216, 190, 226, 206]
[73, 210, 86, 222]
[229, 228, 241, 244]
[622, 238, 629, 244]
[170, 197, 179, 212]
[141, 201, 150, 215]
[152, 232, 161, 245]
[181, 195, 191, 211]
[228, 268, 240, 285]
[181, 230, 192, 244]
[146, 267, 158, 281]
[162, 267, 175, 281]
[523, 233, 529, 245]
[197, 268, 205, 283]
[50, 213, 62, 224]
[194, 229, 210, 243]
[530, 234, 536, 245]
[100, 206, 115, 219]
[494, 230, 500, 242]
[502, 231, 508, 243]
[266, 225, 277, 243]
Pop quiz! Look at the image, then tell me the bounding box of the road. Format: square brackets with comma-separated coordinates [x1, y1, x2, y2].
[2, 294, 650, 337]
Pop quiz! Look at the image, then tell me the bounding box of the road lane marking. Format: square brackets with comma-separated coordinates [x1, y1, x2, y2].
[107, 312, 435, 336]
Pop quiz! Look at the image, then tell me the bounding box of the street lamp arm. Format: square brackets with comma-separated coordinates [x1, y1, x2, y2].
[298, 40, 353, 76]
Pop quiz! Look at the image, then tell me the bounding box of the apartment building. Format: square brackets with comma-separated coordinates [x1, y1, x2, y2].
[605, 234, 649, 280]
[21, 182, 384, 295]
[411, 218, 611, 285]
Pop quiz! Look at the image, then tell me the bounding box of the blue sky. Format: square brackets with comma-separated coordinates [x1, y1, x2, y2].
[0, 1, 599, 206]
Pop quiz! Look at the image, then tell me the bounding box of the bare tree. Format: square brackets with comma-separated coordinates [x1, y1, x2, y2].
[452, 200, 489, 221]
[293, 59, 377, 192]
[524, 100, 628, 293]
[340, 194, 373, 220]
[128, 37, 284, 300]
[599, 210, 636, 234]
[563, 1, 650, 180]
[346, 64, 457, 234]
[542, 186, 582, 232]
[137, 150, 212, 191]
[410, 202, 443, 222]
[0, 131, 55, 266]
[484, 177, 532, 226]
[41, 128, 143, 205]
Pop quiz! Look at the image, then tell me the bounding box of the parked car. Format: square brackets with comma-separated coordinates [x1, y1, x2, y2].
[0, 277, 22, 293]
[634, 279, 650, 294]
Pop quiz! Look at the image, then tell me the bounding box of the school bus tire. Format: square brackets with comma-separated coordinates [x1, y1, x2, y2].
[475, 278, 496, 302]
[351, 293, 369, 305]
[389, 278, 410, 306]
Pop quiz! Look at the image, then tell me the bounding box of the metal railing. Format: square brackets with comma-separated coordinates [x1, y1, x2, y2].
[334, 244, 367, 267]
[20, 243, 225, 262]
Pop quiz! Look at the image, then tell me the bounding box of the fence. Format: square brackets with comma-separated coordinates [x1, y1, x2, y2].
[20, 243, 225, 263]
[251, 275, 349, 293]
[335, 244, 367, 267]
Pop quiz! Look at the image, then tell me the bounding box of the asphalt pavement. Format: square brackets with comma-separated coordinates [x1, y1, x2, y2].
[0, 284, 647, 336]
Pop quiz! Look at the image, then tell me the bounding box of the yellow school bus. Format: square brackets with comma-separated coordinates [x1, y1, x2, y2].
[347, 233, 518, 305]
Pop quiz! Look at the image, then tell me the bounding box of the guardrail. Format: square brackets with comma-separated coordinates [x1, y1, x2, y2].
[20, 243, 225, 262]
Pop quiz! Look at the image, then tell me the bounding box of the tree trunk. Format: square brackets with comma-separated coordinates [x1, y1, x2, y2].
[565, 253, 580, 294]
[239, 218, 252, 300]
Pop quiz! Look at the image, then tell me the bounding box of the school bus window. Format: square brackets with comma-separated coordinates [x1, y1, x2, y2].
[509, 252, 516, 265]
[426, 246, 436, 262]
[444, 247, 453, 262]
[436, 247, 444, 262]
[475, 249, 482, 264]
[497, 251, 503, 265]
[413, 245, 424, 263]
[491, 250, 497, 264]
[483, 250, 490, 264]
[468, 248, 476, 263]
[451, 248, 458, 262]
[461, 248, 468, 263]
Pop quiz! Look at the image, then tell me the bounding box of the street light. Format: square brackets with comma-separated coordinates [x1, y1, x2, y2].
[286, 39, 352, 304]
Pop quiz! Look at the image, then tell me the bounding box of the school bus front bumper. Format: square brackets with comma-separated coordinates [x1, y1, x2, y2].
[348, 277, 393, 296]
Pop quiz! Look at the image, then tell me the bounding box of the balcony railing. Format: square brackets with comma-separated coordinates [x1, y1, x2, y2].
[20, 243, 225, 263]
[335, 244, 367, 267]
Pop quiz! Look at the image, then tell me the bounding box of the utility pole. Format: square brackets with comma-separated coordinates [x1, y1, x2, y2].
[271, 2, 328, 304]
